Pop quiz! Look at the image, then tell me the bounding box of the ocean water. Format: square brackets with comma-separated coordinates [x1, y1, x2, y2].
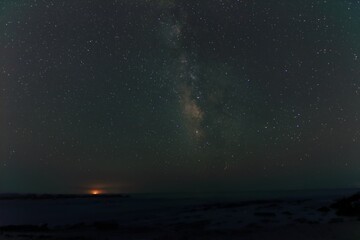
[131, 188, 359, 201]
[0, 188, 358, 227]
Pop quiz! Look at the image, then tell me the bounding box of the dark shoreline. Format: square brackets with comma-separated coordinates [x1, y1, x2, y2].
[0, 194, 130, 201]
[0, 192, 360, 240]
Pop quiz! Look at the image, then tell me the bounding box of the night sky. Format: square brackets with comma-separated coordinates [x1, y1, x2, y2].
[1, 0, 360, 194]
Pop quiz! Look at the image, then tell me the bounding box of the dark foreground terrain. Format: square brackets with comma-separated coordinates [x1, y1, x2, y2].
[1, 190, 360, 239]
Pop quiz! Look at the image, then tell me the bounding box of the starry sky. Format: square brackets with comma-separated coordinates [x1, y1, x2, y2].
[1, 0, 360, 194]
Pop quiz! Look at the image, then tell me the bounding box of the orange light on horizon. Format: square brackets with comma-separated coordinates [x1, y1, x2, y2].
[91, 190, 101, 195]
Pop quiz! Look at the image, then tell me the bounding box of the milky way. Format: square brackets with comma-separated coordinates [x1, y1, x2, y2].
[160, 9, 205, 142]
[1, 0, 360, 193]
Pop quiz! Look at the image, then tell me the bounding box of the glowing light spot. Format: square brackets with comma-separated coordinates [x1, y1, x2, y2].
[91, 190, 101, 195]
